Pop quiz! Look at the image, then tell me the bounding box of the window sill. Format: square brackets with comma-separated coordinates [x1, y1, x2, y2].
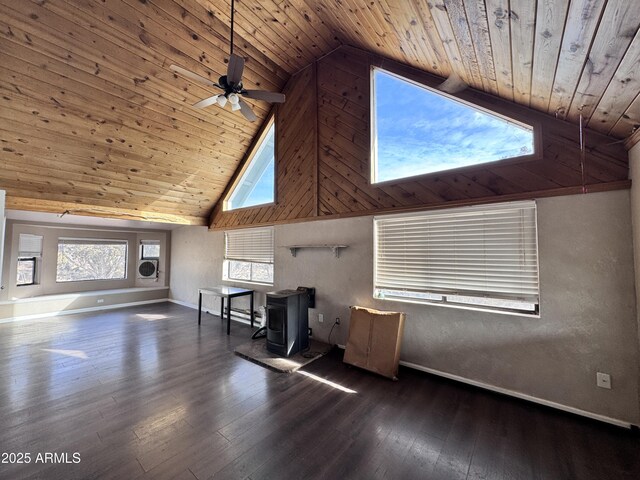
[2, 286, 169, 305]
[375, 295, 540, 318]
[223, 278, 274, 288]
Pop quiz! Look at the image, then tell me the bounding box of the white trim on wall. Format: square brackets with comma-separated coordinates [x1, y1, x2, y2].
[399, 360, 634, 429]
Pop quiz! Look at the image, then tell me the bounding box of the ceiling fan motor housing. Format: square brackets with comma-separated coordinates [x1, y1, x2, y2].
[219, 75, 243, 95]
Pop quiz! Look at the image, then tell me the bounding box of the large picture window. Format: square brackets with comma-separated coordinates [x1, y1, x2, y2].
[56, 238, 128, 282]
[224, 227, 274, 285]
[371, 68, 535, 183]
[374, 201, 539, 314]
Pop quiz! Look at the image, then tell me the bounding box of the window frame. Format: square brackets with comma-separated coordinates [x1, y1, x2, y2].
[373, 201, 540, 316]
[55, 238, 129, 283]
[223, 227, 274, 286]
[370, 66, 542, 186]
[140, 241, 161, 260]
[16, 257, 37, 287]
[223, 114, 277, 212]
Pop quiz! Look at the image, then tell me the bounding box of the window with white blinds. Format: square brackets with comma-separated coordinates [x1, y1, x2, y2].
[224, 227, 274, 284]
[374, 201, 539, 314]
[18, 234, 43, 258]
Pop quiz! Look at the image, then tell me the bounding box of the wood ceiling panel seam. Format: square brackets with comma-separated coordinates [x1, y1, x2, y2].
[0, 176, 206, 214]
[445, 0, 495, 93]
[28, 0, 270, 126]
[5, 196, 208, 224]
[0, 139, 226, 193]
[281, 0, 342, 50]
[0, 7, 262, 139]
[343, 0, 418, 67]
[190, 0, 310, 71]
[310, 1, 374, 53]
[0, 64, 251, 158]
[573, 26, 640, 135]
[608, 91, 640, 140]
[0, 119, 235, 185]
[426, 0, 476, 88]
[101, 0, 286, 90]
[405, 0, 453, 76]
[567, 0, 640, 124]
[459, 0, 499, 95]
[0, 159, 214, 207]
[484, 0, 515, 101]
[0, 106, 237, 185]
[509, 0, 537, 106]
[0, 93, 242, 169]
[254, 0, 336, 55]
[167, 0, 290, 82]
[530, 0, 570, 112]
[547, 0, 607, 118]
[126, 0, 288, 89]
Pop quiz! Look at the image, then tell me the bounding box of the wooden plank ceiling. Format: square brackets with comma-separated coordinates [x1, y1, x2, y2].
[1, 0, 639, 224]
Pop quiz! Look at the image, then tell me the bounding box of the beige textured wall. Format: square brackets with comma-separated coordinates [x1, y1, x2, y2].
[628, 142, 640, 420]
[170, 190, 639, 423]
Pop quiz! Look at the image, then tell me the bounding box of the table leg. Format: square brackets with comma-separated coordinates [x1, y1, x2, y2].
[198, 292, 202, 325]
[250, 292, 254, 328]
[220, 297, 224, 320]
[226, 296, 231, 335]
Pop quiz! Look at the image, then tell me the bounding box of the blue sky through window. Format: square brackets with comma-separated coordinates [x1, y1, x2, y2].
[373, 69, 534, 183]
[226, 122, 275, 210]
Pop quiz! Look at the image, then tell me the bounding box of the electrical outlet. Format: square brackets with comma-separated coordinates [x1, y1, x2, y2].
[318, 313, 324, 323]
[308, 328, 313, 337]
[335, 317, 340, 325]
[596, 372, 611, 389]
[97, 299, 104, 304]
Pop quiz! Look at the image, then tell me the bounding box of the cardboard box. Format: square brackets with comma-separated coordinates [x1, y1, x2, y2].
[343, 306, 405, 380]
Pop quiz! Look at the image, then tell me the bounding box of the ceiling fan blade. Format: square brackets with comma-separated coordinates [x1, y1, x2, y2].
[238, 99, 257, 122]
[170, 65, 222, 89]
[193, 95, 221, 109]
[227, 53, 245, 86]
[243, 90, 286, 103]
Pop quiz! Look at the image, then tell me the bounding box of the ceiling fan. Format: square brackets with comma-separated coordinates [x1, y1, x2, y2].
[169, 0, 285, 122]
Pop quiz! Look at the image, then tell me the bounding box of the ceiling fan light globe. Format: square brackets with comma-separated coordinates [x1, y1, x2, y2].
[217, 95, 228, 107]
[231, 102, 241, 111]
[228, 93, 240, 105]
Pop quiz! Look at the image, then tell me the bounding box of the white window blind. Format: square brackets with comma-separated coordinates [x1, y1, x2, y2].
[374, 201, 539, 313]
[225, 227, 274, 264]
[18, 234, 43, 258]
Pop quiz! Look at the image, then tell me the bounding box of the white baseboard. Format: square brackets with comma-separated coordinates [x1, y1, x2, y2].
[399, 360, 633, 429]
[167, 298, 256, 326]
[0, 298, 169, 324]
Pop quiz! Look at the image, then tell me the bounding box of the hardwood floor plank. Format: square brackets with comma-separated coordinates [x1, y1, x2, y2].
[0, 303, 638, 480]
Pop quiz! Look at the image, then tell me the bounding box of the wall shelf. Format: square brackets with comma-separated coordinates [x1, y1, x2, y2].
[284, 244, 348, 258]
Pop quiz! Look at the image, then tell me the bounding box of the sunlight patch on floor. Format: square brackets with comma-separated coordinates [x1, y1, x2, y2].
[41, 348, 88, 359]
[297, 370, 357, 394]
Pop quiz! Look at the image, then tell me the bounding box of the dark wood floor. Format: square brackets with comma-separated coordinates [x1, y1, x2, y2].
[0, 303, 638, 480]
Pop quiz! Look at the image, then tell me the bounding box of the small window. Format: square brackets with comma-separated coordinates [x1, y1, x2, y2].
[224, 227, 274, 285]
[224, 117, 275, 210]
[56, 238, 128, 282]
[141, 240, 160, 259]
[371, 68, 536, 183]
[17, 258, 36, 286]
[374, 201, 539, 315]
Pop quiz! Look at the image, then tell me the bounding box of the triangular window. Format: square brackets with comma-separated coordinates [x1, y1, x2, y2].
[372, 68, 535, 183]
[225, 117, 275, 210]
